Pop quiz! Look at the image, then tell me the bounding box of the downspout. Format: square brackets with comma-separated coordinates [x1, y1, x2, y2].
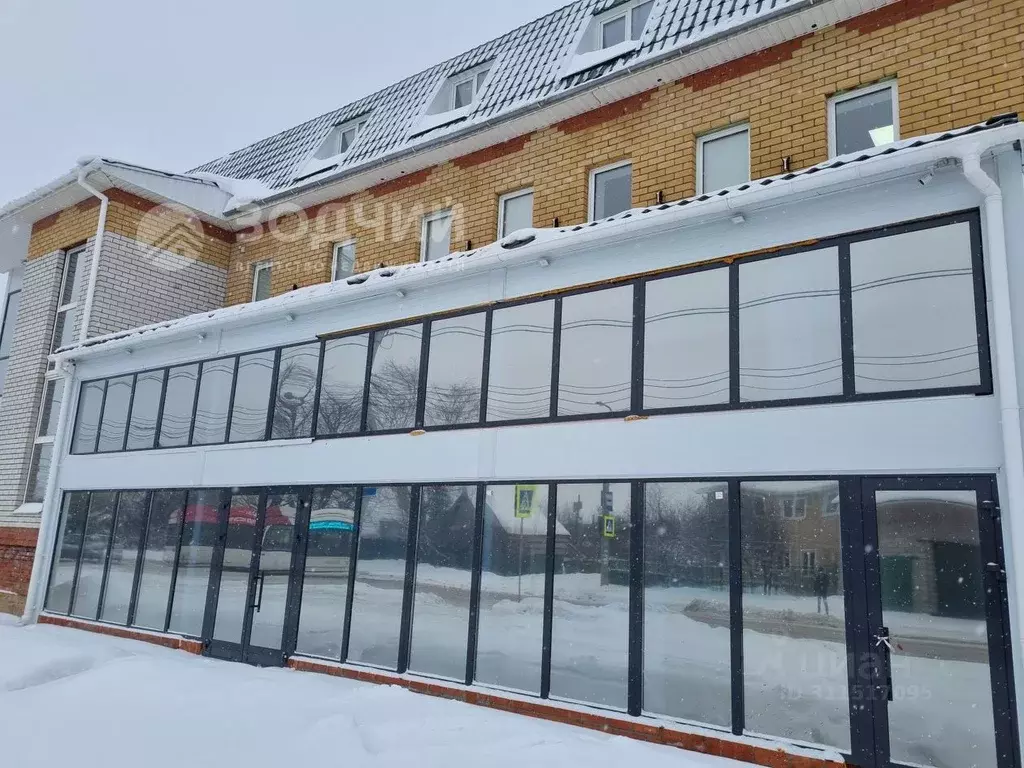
[75, 163, 108, 344]
[21, 360, 76, 623]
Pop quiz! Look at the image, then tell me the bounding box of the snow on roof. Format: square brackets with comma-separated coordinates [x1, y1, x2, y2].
[54, 114, 1021, 364]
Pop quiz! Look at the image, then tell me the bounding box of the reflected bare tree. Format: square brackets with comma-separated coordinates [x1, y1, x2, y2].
[425, 381, 481, 426]
[273, 355, 318, 438]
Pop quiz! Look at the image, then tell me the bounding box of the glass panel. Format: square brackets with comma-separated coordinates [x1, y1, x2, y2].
[52, 306, 79, 352]
[212, 493, 259, 644]
[44, 492, 90, 614]
[486, 300, 554, 422]
[168, 489, 222, 636]
[272, 343, 320, 439]
[25, 443, 53, 503]
[875, 489, 996, 768]
[424, 313, 485, 427]
[366, 325, 422, 432]
[249, 491, 300, 650]
[70, 492, 118, 619]
[740, 481, 848, 749]
[550, 482, 630, 709]
[296, 486, 359, 659]
[500, 192, 533, 237]
[851, 222, 980, 394]
[71, 380, 105, 454]
[60, 248, 84, 306]
[0, 290, 21, 357]
[558, 286, 632, 416]
[229, 351, 274, 443]
[602, 14, 626, 47]
[592, 164, 631, 220]
[192, 358, 234, 445]
[39, 378, 65, 438]
[424, 215, 452, 261]
[476, 484, 548, 694]
[702, 129, 750, 192]
[158, 363, 199, 448]
[644, 269, 729, 409]
[316, 335, 368, 436]
[96, 375, 132, 452]
[334, 242, 356, 281]
[409, 485, 477, 680]
[453, 79, 474, 108]
[126, 370, 164, 450]
[346, 486, 412, 669]
[835, 86, 895, 155]
[739, 248, 842, 401]
[630, 0, 653, 39]
[133, 490, 186, 630]
[643, 482, 731, 725]
[253, 265, 272, 301]
[99, 491, 149, 625]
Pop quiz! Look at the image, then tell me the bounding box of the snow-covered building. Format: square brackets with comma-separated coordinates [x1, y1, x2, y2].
[1, 1, 1023, 767]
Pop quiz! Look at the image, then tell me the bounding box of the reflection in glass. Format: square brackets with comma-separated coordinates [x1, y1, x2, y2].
[347, 486, 412, 669]
[875, 489, 995, 768]
[476, 484, 549, 694]
[296, 486, 359, 658]
[45, 492, 90, 614]
[740, 481, 848, 749]
[192, 358, 235, 445]
[851, 222, 980, 394]
[644, 270, 730, 408]
[486, 301, 554, 422]
[739, 248, 842, 401]
[316, 336, 368, 436]
[249, 491, 299, 650]
[168, 489, 222, 636]
[701, 128, 750, 192]
[410, 485, 476, 680]
[71, 381, 105, 454]
[550, 482, 630, 709]
[126, 370, 164, 450]
[834, 86, 895, 155]
[158, 363, 199, 448]
[643, 482, 730, 725]
[272, 343, 320, 439]
[99, 491, 149, 625]
[558, 287, 633, 416]
[213, 493, 259, 644]
[366, 326, 422, 431]
[424, 314, 485, 427]
[133, 490, 186, 631]
[96, 376, 132, 452]
[70, 492, 118, 619]
[229, 351, 274, 443]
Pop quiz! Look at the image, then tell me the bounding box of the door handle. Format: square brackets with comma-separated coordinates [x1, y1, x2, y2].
[253, 571, 266, 613]
[875, 626, 894, 701]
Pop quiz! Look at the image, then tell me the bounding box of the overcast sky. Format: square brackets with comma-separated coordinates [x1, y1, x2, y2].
[0, 0, 569, 206]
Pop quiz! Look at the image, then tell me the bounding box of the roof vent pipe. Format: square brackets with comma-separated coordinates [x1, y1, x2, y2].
[75, 166, 109, 344]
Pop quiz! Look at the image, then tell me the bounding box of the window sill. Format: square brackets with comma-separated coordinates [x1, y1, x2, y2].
[411, 104, 474, 138]
[561, 39, 640, 79]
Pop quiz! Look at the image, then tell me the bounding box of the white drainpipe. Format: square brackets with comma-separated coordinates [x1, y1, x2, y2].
[75, 164, 108, 344]
[961, 151, 1024, 637]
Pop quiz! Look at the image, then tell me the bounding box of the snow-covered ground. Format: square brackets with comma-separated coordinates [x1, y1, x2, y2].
[0, 616, 748, 768]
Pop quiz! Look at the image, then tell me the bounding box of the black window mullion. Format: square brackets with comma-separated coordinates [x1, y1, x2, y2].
[152, 368, 170, 450]
[540, 482, 556, 698]
[631, 281, 645, 413]
[478, 310, 493, 423]
[838, 243, 855, 396]
[222, 356, 241, 445]
[186, 362, 205, 446]
[126, 491, 154, 627]
[91, 380, 109, 454]
[359, 332, 374, 433]
[465, 483, 486, 685]
[264, 349, 283, 441]
[282, 487, 312, 657]
[549, 299, 563, 418]
[415, 322, 431, 428]
[729, 263, 740, 405]
[627, 480, 644, 716]
[309, 341, 326, 438]
[94, 490, 122, 621]
[120, 374, 138, 453]
[163, 490, 189, 633]
[397, 485, 421, 673]
[728, 477, 744, 735]
[340, 485, 364, 662]
[969, 215, 995, 395]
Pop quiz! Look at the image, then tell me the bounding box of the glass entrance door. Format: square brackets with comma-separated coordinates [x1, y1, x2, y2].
[204, 488, 307, 666]
[859, 477, 1018, 768]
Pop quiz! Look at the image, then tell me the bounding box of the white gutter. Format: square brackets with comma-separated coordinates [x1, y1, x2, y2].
[75, 162, 109, 344]
[961, 151, 1024, 639]
[21, 361, 76, 623]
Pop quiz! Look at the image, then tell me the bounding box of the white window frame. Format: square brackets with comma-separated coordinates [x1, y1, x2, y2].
[420, 209, 454, 263]
[0, 287, 21, 394]
[49, 245, 85, 357]
[696, 123, 750, 194]
[588, 160, 632, 222]
[24, 373, 63, 504]
[251, 261, 273, 302]
[332, 239, 357, 281]
[450, 73, 476, 110]
[497, 188, 534, 239]
[827, 80, 899, 158]
[599, 9, 629, 49]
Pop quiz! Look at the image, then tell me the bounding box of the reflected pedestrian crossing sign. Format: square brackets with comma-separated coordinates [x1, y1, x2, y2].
[603, 515, 615, 537]
[515, 485, 537, 518]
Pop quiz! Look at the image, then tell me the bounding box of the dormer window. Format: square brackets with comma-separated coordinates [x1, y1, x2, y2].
[562, 1, 656, 79]
[314, 117, 367, 161]
[413, 61, 494, 136]
[453, 68, 489, 109]
[598, 1, 652, 49]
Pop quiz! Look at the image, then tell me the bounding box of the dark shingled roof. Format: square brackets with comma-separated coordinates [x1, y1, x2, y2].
[190, 0, 804, 191]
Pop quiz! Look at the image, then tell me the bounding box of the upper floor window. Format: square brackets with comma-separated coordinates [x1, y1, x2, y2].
[498, 188, 534, 238]
[421, 210, 453, 262]
[452, 67, 490, 110]
[314, 117, 368, 161]
[697, 124, 750, 194]
[416, 61, 493, 135]
[333, 240, 356, 281]
[51, 245, 86, 354]
[829, 81, 899, 157]
[600, 0, 653, 48]
[589, 161, 632, 221]
[0, 288, 22, 395]
[252, 261, 272, 302]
